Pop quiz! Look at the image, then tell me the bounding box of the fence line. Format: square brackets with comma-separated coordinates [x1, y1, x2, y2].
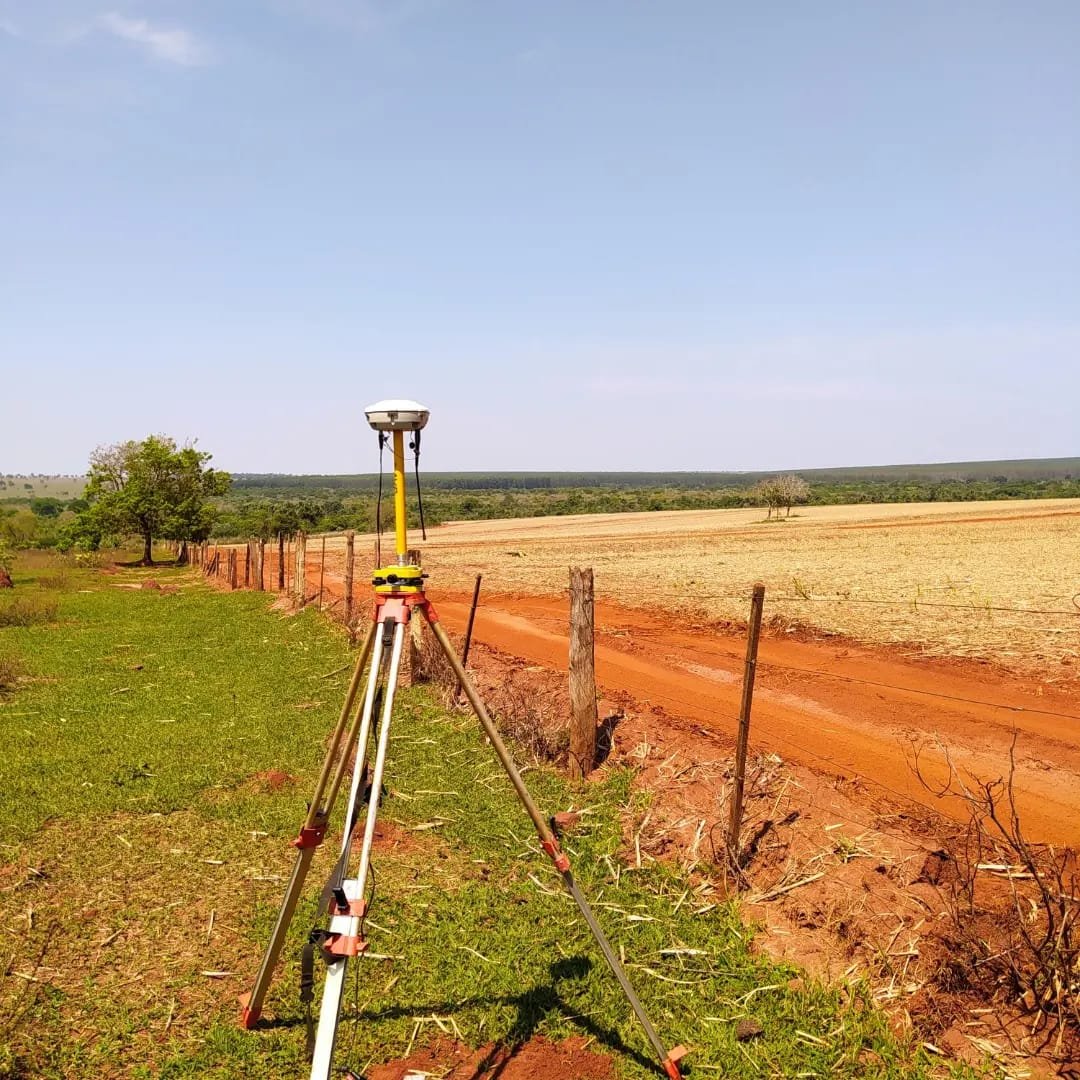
[191, 540, 1078, 848]
[194, 536, 1080, 725]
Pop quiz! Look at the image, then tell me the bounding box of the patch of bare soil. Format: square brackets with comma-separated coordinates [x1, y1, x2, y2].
[364, 1035, 613, 1080]
[247, 768, 298, 791]
[430, 593, 1080, 848]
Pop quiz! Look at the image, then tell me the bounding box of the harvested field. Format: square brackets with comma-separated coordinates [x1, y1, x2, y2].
[226, 498, 1080, 850]
[409, 498, 1080, 671]
[285, 498, 1080, 671]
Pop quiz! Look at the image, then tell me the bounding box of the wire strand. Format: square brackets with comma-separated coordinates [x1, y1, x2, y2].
[754, 661, 1080, 721]
[688, 593, 1080, 617]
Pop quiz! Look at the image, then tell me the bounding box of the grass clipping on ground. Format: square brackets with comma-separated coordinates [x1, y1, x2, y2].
[0, 557, 944, 1079]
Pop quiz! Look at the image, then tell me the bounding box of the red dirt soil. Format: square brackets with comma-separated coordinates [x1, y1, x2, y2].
[431, 592, 1080, 848]
[207, 546, 1080, 847]
[365, 1036, 613, 1080]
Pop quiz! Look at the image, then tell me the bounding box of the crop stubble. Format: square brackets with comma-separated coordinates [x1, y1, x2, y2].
[316, 498, 1080, 672]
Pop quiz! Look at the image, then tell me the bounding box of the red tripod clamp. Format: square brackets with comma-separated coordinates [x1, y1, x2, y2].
[291, 823, 327, 850]
[541, 838, 571, 873]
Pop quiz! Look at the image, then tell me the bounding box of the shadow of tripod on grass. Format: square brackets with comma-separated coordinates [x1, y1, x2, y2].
[350, 956, 663, 1078]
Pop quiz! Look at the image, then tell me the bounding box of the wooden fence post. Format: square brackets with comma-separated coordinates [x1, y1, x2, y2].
[228, 548, 238, 590]
[344, 531, 355, 635]
[454, 574, 483, 699]
[318, 536, 326, 609]
[568, 567, 597, 780]
[727, 583, 766, 860]
[277, 534, 285, 592]
[295, 532, 307, 604]
[244, 542, 251, 588]
[257, 539, 266, 591]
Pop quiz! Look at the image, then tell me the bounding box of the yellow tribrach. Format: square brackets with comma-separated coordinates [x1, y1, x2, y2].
[371, 564, 425, 595]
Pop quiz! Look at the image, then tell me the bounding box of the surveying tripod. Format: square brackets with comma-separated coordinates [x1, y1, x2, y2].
[238, 400, 686, 1080]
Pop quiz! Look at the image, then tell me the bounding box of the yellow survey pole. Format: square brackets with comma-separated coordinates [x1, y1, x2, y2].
[392, 429, 408, 563]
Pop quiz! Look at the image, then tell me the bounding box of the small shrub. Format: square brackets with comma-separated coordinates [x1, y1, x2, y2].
[915, 738, 1080, 1056]
[0, 597, 60, 628]
[36, 570, 73, 592]
[0, 653, 25, 694]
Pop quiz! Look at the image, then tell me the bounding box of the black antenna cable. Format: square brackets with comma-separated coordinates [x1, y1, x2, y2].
[410, 430, 427, 541]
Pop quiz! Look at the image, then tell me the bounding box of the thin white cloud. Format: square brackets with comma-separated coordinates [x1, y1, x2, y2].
[97, 12, 211, 66]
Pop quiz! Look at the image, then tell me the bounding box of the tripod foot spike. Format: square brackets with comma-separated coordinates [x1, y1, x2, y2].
[664, 1045, 688, 1078]
[238, 993, 261, 1030]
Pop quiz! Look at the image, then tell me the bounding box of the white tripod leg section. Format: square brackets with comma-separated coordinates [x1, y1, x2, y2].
[337, 627, 386, 853]
[309, 620, 405, 1080]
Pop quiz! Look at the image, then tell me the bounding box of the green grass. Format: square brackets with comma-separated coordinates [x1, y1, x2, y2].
[0, 558, 959, 1079]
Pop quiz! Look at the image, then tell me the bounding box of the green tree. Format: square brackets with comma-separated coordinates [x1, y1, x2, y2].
[0, 510, 39, 546]
[0, 537, 13, 587]
[29, 497, 64, 518]
[751, 477, 784, 518]
[776, 474, 810, 517]
[79, 436, 231, 565]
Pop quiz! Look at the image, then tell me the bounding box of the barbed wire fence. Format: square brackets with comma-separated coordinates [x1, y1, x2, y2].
[186, 530, 1080, 844]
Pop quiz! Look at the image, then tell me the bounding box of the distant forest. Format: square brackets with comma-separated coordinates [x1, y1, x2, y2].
[4, 458, 1078, 546]
[231, 457, 1080, 495]
[210, 457, 1080, 540]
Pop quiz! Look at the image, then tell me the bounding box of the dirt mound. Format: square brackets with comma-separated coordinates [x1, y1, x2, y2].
[365, 1036, 613, 1079]
[248, 769, 298, 791]
[370, 818, 423, 854]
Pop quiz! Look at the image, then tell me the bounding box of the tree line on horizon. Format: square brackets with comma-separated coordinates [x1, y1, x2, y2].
[2, 438, 1079, 565]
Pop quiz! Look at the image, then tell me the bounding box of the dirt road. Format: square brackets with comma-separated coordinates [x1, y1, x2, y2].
[432, 591, 1080, 847]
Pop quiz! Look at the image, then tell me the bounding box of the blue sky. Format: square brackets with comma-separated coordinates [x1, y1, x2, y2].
[2, 1, 1078, 474]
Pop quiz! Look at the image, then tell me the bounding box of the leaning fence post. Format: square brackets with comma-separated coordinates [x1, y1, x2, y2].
[727, 583, 766, 860]
[568, 566, 597, 780]
[344, 531, 355, 637]
[454, 574, 483, 699]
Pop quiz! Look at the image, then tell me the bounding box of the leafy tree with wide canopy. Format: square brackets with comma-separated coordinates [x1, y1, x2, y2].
[76, 436, 231, 564]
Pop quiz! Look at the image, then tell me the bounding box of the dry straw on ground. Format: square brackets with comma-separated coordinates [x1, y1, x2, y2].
[310, 499, 1079, 672]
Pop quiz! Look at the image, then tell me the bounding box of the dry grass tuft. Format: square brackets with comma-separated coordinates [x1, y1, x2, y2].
[0, 596, 60, 628]
[417, 634, 569, 764]
[0, 652, 26, 694]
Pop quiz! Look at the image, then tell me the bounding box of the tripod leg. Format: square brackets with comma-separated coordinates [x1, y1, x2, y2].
[310, 619, 407, 1080]
[332, 623, 390, 856]
[425, 615, 685, 1080]
[240, 620, 376, 1028]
